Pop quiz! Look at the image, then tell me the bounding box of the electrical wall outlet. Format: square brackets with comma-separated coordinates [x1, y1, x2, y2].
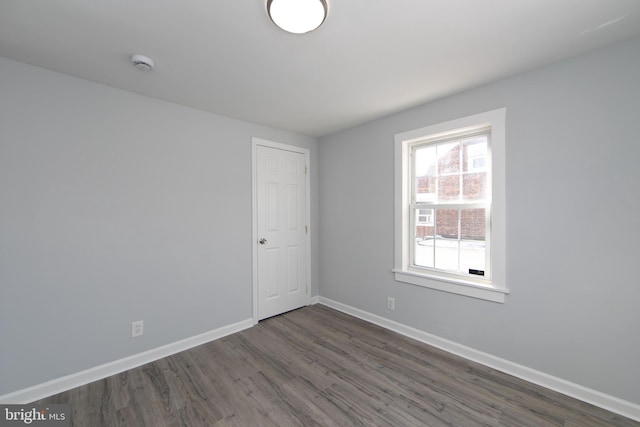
[131, 320, 144, 338]
[387, 297, 395, 310]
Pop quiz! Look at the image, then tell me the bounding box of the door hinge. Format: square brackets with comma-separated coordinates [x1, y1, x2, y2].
[305, 225, 308, 234]
[305, 166, 308, 174]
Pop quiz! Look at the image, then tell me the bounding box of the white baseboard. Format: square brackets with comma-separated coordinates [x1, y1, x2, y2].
[318, 297, 640, 423]
[0, 318, 254, 405]
[310, 295, 320, 305]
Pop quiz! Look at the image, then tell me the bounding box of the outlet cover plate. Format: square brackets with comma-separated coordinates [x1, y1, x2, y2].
[387, 297, 395, 310]
[131, 320, 144, 338]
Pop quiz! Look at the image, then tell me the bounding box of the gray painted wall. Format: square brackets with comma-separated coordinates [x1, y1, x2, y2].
[0, 57, 318, 395]
[318, 37, 640, 405]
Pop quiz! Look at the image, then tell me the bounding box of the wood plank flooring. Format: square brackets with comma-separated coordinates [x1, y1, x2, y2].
[36, 305, 639, 426]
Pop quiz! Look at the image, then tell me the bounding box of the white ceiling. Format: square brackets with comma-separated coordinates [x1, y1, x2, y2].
[1, 0, 640, 137]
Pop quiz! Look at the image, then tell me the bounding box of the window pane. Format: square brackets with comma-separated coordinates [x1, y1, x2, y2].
[460, 208, 485, 240]
[434, 208, 459, 271]
[462, 137, 487, 201]
[462, 172, 487, 201]
[414, 146, 437, 202]
[415, 176, 436, 202]
[437, 141, 459, 175]
[463, 137, 487, 172]
[439, 175, 460, 202]
[436, 208, 458, 239]
[460, 208, 486, 275]
[414, 210, 434, 268]
[460, 240, 486, 275]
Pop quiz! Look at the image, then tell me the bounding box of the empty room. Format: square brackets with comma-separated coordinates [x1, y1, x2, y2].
[1, 1, 639, 425]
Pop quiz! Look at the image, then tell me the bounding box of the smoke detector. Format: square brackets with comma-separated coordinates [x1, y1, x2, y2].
[130, 54, 155, 72]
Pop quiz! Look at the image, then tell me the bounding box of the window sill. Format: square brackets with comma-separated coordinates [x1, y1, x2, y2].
[392, 269, 508, 303]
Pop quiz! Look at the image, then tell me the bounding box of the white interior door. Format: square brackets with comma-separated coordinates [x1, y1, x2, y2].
[255, 142, 309, 320]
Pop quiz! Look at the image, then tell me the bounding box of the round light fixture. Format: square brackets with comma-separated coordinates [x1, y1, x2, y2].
[267, 0, 327, 34]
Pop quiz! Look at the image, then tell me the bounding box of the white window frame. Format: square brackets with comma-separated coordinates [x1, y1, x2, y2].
[394, 108, 508, 303]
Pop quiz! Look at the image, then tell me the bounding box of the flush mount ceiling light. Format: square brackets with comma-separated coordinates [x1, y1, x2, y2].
[267, 0, 328, 34]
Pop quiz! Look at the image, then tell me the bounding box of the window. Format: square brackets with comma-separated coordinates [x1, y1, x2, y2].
[411, 131, 489, 276]
[394, 108, 508, 303]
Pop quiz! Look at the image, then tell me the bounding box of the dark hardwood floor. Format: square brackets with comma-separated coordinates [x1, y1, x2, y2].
[36, 305, 639, 426]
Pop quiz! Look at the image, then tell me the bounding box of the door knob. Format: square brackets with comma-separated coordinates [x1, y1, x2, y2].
[259, 238, 267, 245]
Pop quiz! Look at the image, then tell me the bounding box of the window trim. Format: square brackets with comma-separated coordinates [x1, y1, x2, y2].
[394, 108, 508, 303]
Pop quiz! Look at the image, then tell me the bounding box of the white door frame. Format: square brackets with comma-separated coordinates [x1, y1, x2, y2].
[251, 137, 311, 324]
